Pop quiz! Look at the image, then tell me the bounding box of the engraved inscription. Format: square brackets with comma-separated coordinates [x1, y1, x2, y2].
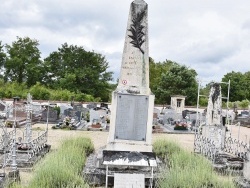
[115, 94, 148, 141]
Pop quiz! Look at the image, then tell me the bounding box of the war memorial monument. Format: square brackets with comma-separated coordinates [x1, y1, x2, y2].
[84, 0, 158, 187]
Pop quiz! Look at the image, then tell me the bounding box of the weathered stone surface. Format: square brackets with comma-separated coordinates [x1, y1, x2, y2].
[206, 83, 222, 126]
[243, 152, 250, 181]
[114, 94, 148, 141]
[41, 107, 57, 122]
[116, 0, 150, 95]
[85, 1, 156, 186]
[107, 0, 154, 153]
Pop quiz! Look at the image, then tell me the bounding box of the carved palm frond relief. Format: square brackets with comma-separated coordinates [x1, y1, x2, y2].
[128, 9, 146, 54]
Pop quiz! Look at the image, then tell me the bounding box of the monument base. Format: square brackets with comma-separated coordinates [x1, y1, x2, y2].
[202, 125, 226, 150]
[234, 177, 250, 188]
[106, 140, 152, 152]
[83, 147, 160, 187]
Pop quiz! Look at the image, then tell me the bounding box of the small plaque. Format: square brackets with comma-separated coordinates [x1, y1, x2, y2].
[114, 173, 145, 188]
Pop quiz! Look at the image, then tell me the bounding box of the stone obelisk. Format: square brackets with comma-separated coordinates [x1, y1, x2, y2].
[107, 0, 154, 152]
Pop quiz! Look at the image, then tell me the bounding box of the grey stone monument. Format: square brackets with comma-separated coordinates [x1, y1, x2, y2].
[84, 1, 157, 186]
[106, 0, 154, 152]
[203, 83, 226, 152]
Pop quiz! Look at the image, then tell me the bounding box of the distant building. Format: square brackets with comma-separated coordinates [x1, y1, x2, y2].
[171, 95, 186, 113]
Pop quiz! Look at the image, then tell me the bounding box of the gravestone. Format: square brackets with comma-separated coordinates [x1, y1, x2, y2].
[73, 104, 83, 111]
[0, 101, 5, 111]
[31, 102, 42, 115]
[15, 103, 26, 118]
[58, 104, 72, 116]
[74, 111, 82, 121]
[64, 108, 74, 117]
[41, 106, 57, 122]
[89, 109, 100, 124]
[203, 83, 226, 151]
[87, 103, 97, 109]
[81, 107, 89, 118]
[107, 0, 154, 153]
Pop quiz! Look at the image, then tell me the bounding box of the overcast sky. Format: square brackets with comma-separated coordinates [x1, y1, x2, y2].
[1, 0, 250, 84]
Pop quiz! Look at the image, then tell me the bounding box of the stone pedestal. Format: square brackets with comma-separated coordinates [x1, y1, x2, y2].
[106, 0, 154, 153]
[107, 92, 154, 152]
[242, 152, 250, 185]
[83, 1, 159, 187]
[234, 152, 250, 187]
[202, 125, 226, 151]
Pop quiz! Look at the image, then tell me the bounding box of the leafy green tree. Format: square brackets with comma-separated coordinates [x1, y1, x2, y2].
[43, 43, 113, 101]
[199, 97, 208, 107]
[244, 71, 250, 99]
[221, 71, 247, 102]
[155, 62, 198, 105]
[149, 58, 175, 95]
[3, 37, 44, 87]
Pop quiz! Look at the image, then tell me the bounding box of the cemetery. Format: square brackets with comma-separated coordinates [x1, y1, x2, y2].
[0, 0, 250, 188]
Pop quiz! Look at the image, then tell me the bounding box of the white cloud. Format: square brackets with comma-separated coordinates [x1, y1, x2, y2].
[1, 0, 250, 83]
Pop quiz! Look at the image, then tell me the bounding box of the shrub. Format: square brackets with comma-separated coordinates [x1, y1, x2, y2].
[153, 139, 235, 188]
[29, 82, 50, 100]
[27, 137, 94, 188]
[239, 99, 250, 110]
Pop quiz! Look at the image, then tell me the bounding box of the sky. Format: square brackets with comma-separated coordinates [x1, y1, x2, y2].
[1, 0, 250, 84]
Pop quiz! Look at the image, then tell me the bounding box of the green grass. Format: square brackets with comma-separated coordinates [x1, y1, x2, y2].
[153, 139, 235, 188]
[26, 137, 94, 188]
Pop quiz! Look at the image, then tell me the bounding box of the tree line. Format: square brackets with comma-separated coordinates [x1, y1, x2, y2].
[0, 36, 249, 106]
[0, 37, 114, 102]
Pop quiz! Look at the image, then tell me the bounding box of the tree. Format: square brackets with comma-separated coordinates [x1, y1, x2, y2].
[243, 71, 250, 100]
[149, 58, 175, 95]
[4, 37, 44, 87]
[221, 71, 248, 102]
[155, 62, 198, 105]
[43, 43, 113, 101]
